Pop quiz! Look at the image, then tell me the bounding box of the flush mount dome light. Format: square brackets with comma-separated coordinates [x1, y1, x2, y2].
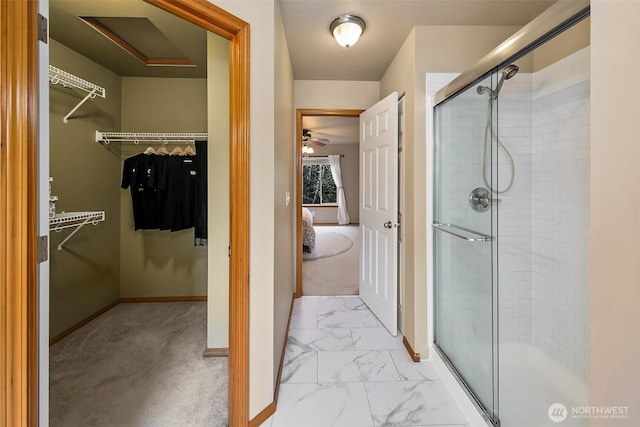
[330, 15, 365, 48]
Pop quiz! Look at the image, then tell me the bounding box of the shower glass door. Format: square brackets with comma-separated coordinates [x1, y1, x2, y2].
[433, 74, 499, 424]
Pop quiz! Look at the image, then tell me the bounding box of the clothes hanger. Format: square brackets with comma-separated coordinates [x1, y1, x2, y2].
[182, 143, 196, 156]
[155, 144, 169, 155]
[143, 146, 156, 155]
[169, 146, 184, 156]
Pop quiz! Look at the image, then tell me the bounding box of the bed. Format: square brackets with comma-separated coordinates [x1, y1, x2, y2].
[302, 207, 316, 253]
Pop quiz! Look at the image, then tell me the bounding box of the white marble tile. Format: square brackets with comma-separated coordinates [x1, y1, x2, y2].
[293, 296, 347, 313]
[281, 338, 317, 383]
[290, 311, 318, 329]
[352, 328, 404, 350]
[389, 350, 440, 381]
[317, 309, 381, 328]
[365, 381, 468, 426]
[272, 383, 373, 427]
[343, 296, 368, 310]
[318, 350, 400, 382]
[288, 328, 355, 351]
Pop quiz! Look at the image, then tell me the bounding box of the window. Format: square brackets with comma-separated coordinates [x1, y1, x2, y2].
[303, 162, 337, 205]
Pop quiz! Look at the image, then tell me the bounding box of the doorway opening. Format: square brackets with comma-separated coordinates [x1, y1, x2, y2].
[1, 0, 250, 426]
[295, 109, 363, 298]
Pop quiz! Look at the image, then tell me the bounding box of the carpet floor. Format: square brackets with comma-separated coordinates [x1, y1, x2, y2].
[49, 302, 228, 427]
[303, 225, 359, 296]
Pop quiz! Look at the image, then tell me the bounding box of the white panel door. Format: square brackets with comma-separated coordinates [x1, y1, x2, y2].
[359, 91, 399, 335]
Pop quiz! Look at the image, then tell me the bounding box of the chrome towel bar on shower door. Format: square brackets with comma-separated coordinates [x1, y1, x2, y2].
[432, 223, 494, 242]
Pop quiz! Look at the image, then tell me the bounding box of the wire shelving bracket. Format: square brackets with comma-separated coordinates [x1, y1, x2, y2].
[49, 211, 106, 250]
[49, 65, 106, 123]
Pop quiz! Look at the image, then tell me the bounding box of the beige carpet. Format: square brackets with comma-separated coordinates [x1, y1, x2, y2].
[303, 229, 353, 260]
[303, 225, 359, 296]
[50, 302, 228, 427]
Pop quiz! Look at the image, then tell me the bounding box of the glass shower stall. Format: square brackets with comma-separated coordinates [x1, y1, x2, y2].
[432, 3, 590, 426]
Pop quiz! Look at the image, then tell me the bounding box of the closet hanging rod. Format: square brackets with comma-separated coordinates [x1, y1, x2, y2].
[95, 131, 208, 144]
[49, 65, 106, 123]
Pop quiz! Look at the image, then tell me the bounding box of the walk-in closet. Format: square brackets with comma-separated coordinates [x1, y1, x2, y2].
[47, 1, 230, 425]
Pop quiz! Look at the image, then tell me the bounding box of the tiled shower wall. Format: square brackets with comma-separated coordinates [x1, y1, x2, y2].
[497, 75, 534, 343]
[531, 47, 590, 381]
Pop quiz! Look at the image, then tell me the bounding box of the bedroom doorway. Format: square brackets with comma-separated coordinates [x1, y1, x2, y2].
[296, 109, 363, 297]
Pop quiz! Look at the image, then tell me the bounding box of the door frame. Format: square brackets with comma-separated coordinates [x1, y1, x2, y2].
[1, 0, 251, 426]
[295, 109, 363, 298]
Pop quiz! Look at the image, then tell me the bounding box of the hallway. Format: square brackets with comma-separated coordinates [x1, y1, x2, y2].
[265, 296, 469, 426]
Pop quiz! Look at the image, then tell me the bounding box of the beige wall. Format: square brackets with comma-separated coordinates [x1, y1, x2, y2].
[273, 0, 295, 386]
[533, 17, 590, 71]
[211, 0, 277, 418]
[119, 77, 208, 298]
[206, 33, 230, 349]
[303, 144, 359, 224]
[590, 2, 640, 425]
[380, 25, 522, 357]
[294, 80, 380, 110]
[49, 39, 122, 338]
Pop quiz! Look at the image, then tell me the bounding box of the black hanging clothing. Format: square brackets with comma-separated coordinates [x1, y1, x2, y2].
[194, 140, 208, 246]
[122, 145, 207, 247]
[121, 153, 160, 230]
[159, 155, 197, 232]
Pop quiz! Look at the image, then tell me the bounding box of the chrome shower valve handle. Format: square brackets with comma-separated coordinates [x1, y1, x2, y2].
[469, 187, 501, 212]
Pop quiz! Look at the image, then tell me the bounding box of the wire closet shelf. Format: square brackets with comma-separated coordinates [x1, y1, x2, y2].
[49, 65, 106, 123]
[95, 131, 208, 145]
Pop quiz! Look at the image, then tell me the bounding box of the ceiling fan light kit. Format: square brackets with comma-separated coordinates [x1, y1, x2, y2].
[330, 14, 365, 48]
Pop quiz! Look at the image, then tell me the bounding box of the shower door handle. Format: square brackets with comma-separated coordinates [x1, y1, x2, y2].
[432, 223, 494, 242]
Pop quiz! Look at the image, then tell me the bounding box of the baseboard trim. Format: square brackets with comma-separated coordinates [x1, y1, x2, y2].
[204, 347, 229, 357]
[119, 296, 207, 303]
[49, 299, 120, 346]
[403, 336, 421, 362]
[248, 293, 295, 427]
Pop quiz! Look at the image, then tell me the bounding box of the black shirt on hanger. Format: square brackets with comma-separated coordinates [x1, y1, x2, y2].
[121, 153, 160, 230]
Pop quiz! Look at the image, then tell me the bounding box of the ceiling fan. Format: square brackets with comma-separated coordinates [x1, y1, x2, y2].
[302, 128, 330, 147]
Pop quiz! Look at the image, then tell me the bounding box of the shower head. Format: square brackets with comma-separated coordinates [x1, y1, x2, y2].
[503, 64, 520, 79]
[494, 64, 519, 98]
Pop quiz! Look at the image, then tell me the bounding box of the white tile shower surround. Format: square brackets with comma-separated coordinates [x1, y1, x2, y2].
[262, 296, 469, 427]
[442, 47, 590, 382]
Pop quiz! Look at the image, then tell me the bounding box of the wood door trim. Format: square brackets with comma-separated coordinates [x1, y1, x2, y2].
[1, 0, 40, 425]
[295, 109, 364, 298]
[1, 0, 249, 426]
[144, 2, 251, 426]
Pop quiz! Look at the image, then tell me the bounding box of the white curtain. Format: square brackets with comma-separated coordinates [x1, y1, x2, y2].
[328, 155, 350, 225]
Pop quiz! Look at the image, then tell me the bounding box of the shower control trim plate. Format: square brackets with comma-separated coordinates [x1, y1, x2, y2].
[469, 187, 501, 212]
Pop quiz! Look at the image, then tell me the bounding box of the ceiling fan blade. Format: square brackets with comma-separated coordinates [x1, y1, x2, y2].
[310, 139, 326, 147]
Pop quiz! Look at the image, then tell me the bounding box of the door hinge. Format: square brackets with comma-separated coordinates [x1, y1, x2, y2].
[37, 235, 48, 263]
[38, 14, 48, 43]
[228, 246, 231, 257]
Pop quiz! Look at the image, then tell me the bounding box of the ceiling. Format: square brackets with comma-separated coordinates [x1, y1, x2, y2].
[303, 116, 360, 145]
[279, 0, 556, 81]
[50, 0, 555, 144]
[49, 0, 208, 78]
[50, 0, 555, 81]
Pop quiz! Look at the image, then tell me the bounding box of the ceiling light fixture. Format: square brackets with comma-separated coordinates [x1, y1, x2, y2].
[302, 145, 314, 154]
[330, 15, 365, 48]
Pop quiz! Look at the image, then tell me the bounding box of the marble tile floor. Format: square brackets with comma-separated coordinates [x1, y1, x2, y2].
[262, 296, 469, 427]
